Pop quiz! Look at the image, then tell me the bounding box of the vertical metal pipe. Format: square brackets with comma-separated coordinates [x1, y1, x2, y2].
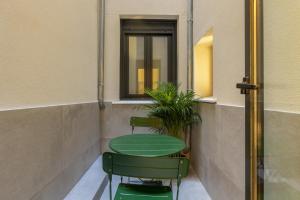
[245, 0, 264, 199]
[98, 0, 105, 109]
[187, 0, 194, 91]
[187, 0, 194, 152]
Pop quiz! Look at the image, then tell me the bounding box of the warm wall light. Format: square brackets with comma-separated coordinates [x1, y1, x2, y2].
[194, 30, 213, 98]
[137, 68, 145, 94]
[152, 68, 159, 90]
[137, 68, 160, 93]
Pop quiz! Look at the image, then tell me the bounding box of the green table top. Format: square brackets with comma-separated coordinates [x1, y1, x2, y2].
[109, 133, 186, 157]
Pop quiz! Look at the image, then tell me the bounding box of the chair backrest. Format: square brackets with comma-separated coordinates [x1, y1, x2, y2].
[130, 117, 163, 133]
[103, 152, 189, 200]
[103, 152, 189, 180]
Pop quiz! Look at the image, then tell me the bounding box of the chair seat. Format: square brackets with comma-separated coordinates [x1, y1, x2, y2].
[114, 183, 172, 200]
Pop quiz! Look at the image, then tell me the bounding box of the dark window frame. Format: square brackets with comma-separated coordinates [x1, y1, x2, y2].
[120, 19, 177, 99]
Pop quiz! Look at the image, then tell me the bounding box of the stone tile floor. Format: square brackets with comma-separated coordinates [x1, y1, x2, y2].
[64, 157, 107, 200]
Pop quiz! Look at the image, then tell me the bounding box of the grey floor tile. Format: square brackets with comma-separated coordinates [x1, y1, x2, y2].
[64, 157, 106, 200]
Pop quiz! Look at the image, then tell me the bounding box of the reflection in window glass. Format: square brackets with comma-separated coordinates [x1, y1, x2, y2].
[152, 37, 168, 89]
[128, 36, 144, 95]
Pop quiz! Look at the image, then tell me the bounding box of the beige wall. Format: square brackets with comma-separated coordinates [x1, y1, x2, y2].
[0, 0, 98, 110]
[104, 0, 188, 101]
[192, 0, 246, 199]
[264, 1, 300, 199]
[194, 0, 245, 106]
[0, 1, 101, 199]
[193, 0, 300, 199]
[264, 0, 300, 113]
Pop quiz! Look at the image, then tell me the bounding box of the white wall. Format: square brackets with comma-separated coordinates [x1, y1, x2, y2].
[104, 0, 188, 101]
[0, 0, 98, 110]
[264, 0, 300, 113]
[192, 1, 246, 199]
[194, 0, 245, 106]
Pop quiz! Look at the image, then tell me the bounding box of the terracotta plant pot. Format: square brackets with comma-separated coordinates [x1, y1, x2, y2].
[180, 148, 191, 159]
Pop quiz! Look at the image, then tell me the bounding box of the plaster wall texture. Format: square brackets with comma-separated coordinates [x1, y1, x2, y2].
[192, 1, 246, 199]
[264, 0, 300, 112]
[0, 0, 99, 110]
[0, 1, 101, 199]
[194, 0, 245, 106]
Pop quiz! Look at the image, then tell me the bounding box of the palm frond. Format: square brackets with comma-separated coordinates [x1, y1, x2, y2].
[144, 83, 201, 138]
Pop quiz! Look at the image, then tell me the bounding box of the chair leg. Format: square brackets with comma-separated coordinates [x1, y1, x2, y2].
[176, 181, 181, 200]
[109, 181, 112, 200]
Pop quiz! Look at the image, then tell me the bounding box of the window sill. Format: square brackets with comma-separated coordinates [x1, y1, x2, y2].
[112, 97, 217, 105]
[194, 97, 217, 104]
[111, 100, 154, 105]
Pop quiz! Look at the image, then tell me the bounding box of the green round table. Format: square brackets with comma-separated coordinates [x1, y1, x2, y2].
[109, 133, 186, 157]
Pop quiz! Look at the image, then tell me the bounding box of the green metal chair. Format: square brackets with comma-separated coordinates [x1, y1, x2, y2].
[130, 117, 163, 134]
[102, 152, 189, 200]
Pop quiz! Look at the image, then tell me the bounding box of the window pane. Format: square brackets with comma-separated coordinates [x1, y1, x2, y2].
[128, 36, 144, 95]
[120, 20, 176, 99]
[152, 37, 168, 90]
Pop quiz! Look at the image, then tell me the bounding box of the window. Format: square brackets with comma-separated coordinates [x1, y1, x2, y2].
[194, 30, 213, 98]
[120, 19, 177, 99]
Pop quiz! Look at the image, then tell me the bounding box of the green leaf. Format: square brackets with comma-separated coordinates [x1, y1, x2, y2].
[144, 83, 201, 138]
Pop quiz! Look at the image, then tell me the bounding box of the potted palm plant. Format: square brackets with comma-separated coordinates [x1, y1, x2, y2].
[144, 83, 201, 143]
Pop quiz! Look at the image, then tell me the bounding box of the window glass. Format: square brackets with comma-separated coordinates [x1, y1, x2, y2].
[152, 37, 168, 90]
[120, 19, 177, 99]
[128, 36, 145, 95]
